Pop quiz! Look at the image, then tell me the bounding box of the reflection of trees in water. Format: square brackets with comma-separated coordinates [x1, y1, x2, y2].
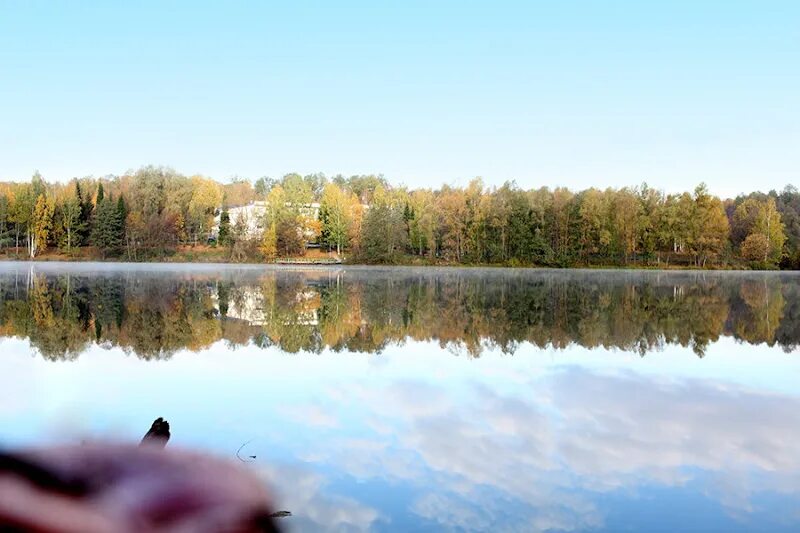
[0, 270, 798, 360]
[776, 282, 800, 351]
[731, 279, 785, 347]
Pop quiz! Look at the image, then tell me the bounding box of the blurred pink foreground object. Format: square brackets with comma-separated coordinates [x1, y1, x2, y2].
[0, 420, 280, 532]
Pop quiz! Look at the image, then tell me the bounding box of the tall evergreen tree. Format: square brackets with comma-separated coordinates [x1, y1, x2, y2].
[117, 196, 127, 233]
[91, 194, 123, 257]
[218, 207, 231, 246]
[76, 181, 94, 245]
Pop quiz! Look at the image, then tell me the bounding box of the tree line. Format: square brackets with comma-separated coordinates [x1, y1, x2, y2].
[1, 270, 797, 360]
[0, 166, 798, 268]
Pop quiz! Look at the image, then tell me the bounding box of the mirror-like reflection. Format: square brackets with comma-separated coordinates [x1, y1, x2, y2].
[0, 263, 798, 532]
[0, 264, 798, 359]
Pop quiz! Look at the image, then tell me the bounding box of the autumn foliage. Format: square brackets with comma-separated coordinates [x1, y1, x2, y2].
[0, 167, 797, 269]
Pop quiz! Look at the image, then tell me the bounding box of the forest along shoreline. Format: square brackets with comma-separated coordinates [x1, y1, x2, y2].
[0, 250, 782, 270]
[1, 167, 798, 270]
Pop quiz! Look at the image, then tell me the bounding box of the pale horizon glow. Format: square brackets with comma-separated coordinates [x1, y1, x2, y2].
[1, 1, 798, 198]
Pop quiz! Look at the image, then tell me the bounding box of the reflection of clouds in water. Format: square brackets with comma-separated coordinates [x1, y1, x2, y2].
[395, 380, 599, 532]
[357, 379, 451, 419]
[549, 369, 800, 513]
[411, 489, 602, 533]
[258, 463, 382, 532]
[287, 368, 800, 531]
[551, 370, 800, 477]
[0, 355, 34, 416]
[281, 404, 340, 429]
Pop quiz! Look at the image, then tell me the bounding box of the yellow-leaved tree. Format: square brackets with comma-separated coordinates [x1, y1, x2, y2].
[30, 194, 54, 258]
[260, 222, 277, 260]
[733, 197, 785, 266]
[188, 176, 223, 245]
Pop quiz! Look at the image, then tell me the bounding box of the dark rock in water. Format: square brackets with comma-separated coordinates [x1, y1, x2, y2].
[141, 417, 170, 448]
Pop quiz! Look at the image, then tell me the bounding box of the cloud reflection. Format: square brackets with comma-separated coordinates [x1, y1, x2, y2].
[286, 367, 800, 531]
[258, 463, 382, 532]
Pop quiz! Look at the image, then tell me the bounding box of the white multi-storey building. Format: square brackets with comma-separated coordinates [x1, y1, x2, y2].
[211, 201, 321, 240]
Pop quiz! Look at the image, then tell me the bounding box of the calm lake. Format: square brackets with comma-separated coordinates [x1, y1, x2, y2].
[0, 263, 799, 532]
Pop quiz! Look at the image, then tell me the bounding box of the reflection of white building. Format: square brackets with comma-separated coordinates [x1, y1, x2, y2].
[293, 289, 320, 326]
[212, 201, 321, 239]
[220, 286, 319, 326]
[223, 288, 268, 325]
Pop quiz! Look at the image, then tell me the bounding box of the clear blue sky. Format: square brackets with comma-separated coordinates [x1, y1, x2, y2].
[1, 0, 797, 197]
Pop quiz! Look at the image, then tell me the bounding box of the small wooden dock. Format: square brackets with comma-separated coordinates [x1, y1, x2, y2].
[273, 257, 343, 265]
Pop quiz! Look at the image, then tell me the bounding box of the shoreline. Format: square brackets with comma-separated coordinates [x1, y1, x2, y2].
[0, 255, 786, 273]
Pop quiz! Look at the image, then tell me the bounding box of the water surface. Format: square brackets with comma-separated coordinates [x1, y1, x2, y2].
[0, 263, 798, 532]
